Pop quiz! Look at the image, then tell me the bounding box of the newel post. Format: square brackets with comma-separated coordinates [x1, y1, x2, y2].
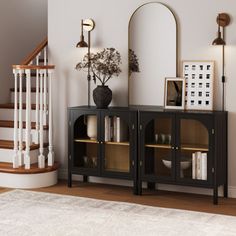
[18, 70, 24, 166]
[13, 69, 19, 168]
[38, 69, 45, 168]
[47, 69, 54, 166]
[24, 69, 32, 169]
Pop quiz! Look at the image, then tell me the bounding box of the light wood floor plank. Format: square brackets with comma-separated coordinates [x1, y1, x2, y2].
[1, 181, 236, 216]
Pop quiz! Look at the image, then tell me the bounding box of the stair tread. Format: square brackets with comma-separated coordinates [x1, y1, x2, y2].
[10, 87, 37, 92]
[0, 161, 59, 174]
[10, 87, 47, 93]
[0, 140, 48, 150]
[0, 103, 39, 110]
[0, 120, 48, 130]
[39, 58, 48, 63]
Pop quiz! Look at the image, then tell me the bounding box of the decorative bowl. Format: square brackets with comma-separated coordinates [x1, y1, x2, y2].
[162, 157, 191, 178]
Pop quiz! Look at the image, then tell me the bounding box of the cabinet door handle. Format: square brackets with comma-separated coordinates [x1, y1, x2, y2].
[171, 147, 175, 150]
[176, 147, 179, 150]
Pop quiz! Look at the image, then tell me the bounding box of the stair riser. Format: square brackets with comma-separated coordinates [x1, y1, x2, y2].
[16, 79, 38, 88]
[0, 149, 39, 164]
[0, 170, 57, 189]
[0, 127, 48, 143]
[10, 92, 39, 104]
[0, 109, 47, 124]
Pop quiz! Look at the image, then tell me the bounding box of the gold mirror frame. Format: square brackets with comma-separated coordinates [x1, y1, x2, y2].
[128, 2, 179, 106]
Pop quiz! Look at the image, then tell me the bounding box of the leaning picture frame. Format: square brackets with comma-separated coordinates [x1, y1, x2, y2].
[164, 77, 185, 110]
[182, 61, 214, 110]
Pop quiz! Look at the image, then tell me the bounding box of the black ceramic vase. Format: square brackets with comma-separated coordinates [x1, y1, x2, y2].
[93, 85, 112, 109]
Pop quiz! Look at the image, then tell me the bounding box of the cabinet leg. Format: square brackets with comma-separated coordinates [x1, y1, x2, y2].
[224, 184, 228, 198]
[147, 182, 155, 190]
[213, 186, 218, 205]
[138, 180, 142, 195]
[83, 175, 88, 183]
[133, 180, 138, 195]
[68, 171, 72, 188]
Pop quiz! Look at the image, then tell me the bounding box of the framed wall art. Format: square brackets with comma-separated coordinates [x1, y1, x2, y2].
[182, 61, 214, 110]
[164, 77, 185, 110]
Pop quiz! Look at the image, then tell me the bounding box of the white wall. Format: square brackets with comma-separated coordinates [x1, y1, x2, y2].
[0, 0, 48, 103]
[48, 0, 236, 196]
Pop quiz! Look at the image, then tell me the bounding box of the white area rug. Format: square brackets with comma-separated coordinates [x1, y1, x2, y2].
[0, 190, 236, 236]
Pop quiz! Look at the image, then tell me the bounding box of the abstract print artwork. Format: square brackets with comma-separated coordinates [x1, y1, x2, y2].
[182, 61, 214, 110]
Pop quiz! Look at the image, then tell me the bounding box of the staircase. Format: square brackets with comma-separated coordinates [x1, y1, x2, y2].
[0, 38, 59, 188]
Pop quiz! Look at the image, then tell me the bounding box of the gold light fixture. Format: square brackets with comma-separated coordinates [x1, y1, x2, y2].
[76, 19, 95, 106]
[212, 23, 225, 46]
[212, 13, 230, 111]
[76, 20, 88, 48]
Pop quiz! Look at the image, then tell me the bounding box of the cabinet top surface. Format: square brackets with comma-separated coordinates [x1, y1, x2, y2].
[68, 105, 227, 114]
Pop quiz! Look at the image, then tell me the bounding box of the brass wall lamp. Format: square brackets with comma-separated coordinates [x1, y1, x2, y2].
[212, 13, 230, 111]
[76, 19, 95, 106]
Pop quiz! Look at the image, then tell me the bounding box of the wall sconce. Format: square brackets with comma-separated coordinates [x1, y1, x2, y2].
[212, 13, 230, 111]
[76, 19, 95, 106]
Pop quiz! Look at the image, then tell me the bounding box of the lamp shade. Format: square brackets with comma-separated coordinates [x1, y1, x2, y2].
[76, 35, 88, 48]
[212, 21, 225, 46]
[212, 31, 225, 45]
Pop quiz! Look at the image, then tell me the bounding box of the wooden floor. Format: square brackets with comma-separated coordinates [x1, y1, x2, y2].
[1, 181, 236, 216]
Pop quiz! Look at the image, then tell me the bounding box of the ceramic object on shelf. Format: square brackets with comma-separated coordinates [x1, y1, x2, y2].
[155, 134, 159, 143]
[92, 157, 97, 168]
[87, 115, 97, 140]
[166, 134, 171, 144]
[83, 156, 88, 167]
[162, 157, 191, 178]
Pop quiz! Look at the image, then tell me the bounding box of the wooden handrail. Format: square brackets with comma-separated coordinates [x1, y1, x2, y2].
[12, 65, 55, 70]
[21, 38, 48, 65]
[12, 37, 55, 170]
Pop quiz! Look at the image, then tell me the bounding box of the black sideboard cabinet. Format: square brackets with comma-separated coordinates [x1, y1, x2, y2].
[68, 106, 227, 204]
[68, 106, 138, 194]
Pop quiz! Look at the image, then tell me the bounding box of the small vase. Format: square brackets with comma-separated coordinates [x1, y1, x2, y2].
[93, 85, 112, 109]
[87, 115, 97, 140]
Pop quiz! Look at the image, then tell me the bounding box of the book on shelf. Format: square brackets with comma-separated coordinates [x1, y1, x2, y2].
[201, 153, 207, 180]
[192, 151, 207, 180]
[196, 152, 202, 180]
[113, 116, 118, 141]
[105, 116, 111, 142]
[192, 152, 196, 179]
[105, 116, 128, 142]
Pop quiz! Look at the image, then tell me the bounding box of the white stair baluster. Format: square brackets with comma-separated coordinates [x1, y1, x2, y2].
[48, 70, 54, 166]
[13, 69, 19, 168]
[38, 69, 45, 168]
[24, 69, 31, 169]
[18, 70, 24, 166]
[43, 48, 48, 126]
[43, 69, 47, 124]
[44, 47, 47, 65]
[35, 54, 41, 144]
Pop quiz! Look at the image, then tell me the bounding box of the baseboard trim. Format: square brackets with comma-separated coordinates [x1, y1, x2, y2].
[59, 168, 236, 198]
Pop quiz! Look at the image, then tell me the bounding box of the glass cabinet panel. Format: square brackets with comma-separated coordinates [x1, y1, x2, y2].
[179, 119, 209, 180]
[103, 116, 130, 173]
[73, 114, 99, 170]
[144, 117, 173, 178]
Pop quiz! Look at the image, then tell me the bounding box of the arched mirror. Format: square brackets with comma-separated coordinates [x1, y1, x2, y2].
[129, 2, 177, 106]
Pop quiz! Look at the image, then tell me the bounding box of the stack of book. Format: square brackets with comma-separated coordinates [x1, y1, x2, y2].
[105, 116, 128, 142]
[192, 152, 207, 180]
